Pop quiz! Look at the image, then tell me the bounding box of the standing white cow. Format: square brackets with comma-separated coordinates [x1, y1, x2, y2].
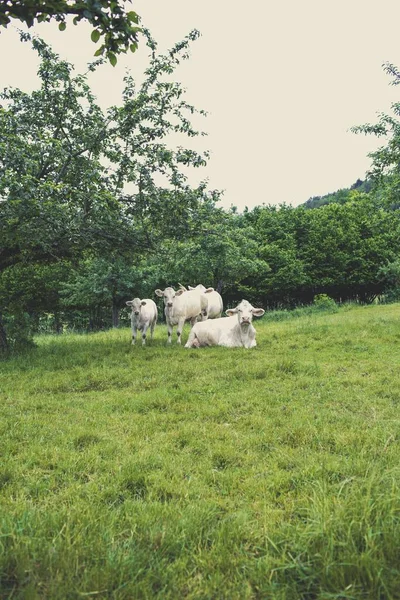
[185, 299, 265, 349]
[187, 284, 223, 319]
[126, 298, 157, 345]
[155, 286, 208, 344]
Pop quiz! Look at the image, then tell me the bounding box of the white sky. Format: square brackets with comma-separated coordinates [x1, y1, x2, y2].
[1, 0, 400, 211]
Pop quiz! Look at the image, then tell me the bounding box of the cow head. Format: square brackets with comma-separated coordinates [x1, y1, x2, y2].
[126, 297, 147, 316]
[155, 286, 184, 309]
[226, 300, 265, 327]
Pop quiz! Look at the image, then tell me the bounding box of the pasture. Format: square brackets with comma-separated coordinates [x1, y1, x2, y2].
[1, 303, 400, 599]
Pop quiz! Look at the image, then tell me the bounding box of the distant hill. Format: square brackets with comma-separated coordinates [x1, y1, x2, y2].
[303, 179, 372, 209]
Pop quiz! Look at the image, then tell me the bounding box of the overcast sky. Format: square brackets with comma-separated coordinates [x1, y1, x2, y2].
[1, 0, 400, 211]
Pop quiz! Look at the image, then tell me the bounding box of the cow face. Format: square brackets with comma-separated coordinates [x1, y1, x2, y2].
[126, 298, 146, 316]
[226, 300, 265, 326]
[155, 287, 184, 309]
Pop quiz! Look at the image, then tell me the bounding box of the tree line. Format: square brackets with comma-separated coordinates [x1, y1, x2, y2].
[1, 32, 400, 353]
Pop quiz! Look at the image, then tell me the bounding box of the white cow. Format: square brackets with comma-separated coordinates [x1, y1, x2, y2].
[126, 298, 157, 345]
[187, 284, 223, 319]
[155, 286, 208, 344]
[185, 299, 265, 349]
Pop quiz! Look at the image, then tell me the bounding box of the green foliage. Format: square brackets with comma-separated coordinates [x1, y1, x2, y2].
[4, 34, 400, 350]
[0, 35, 119, 270]
[313, 293, 338, 311]
[0, 0, 141, 64]
[61, 256, 161, 327]
[351, 62, 400, 209]
[304, 179, 373, 209]
[1, 311, 35, 353]
[1, 304, 400, 597]
[0, 31, 212, 346]
[156, 208, 270, 300]
[62, 258, 137, 309]
[250, 196, 400, 306]
[105, 28, 209, 252]
[0, 262, 71, 313]
[378, 259, 400, 302]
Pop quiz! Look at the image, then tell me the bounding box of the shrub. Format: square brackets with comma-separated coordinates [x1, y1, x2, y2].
[313, 294, 338, 312]
[1, 312, 35, 355]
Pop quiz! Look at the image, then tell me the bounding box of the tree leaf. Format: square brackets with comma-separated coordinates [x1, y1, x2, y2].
[91, 29, 101, 43]
[127, 11, 139, 24]
[107, 52, 117, 66]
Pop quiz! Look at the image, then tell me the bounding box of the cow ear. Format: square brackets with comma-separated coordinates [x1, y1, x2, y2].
[155, 289, 163, 297]
[204, 287, 214, 293]
[141, 300, 147, 306]
[126, 301, 133, 306]
[226, 308, 237, 316]
[176, 289, 184, 296]
[252, 308, 265, 317]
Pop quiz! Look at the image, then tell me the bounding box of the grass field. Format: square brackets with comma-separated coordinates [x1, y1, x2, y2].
[1, 303, 400, 599]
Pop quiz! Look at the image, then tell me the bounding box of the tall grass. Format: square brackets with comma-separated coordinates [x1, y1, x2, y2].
[1, 303, 400, 598]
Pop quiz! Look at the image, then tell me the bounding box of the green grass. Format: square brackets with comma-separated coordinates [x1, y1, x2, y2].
[1, 303, 400, 599]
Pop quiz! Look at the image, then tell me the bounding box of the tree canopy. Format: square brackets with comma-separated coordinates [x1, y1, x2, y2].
[2, 43, 400, 354]
[0, 0, 141, 64]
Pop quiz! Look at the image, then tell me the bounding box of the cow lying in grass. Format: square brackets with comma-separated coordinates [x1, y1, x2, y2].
[126, 298, 157, 345]
[185, 299, 265, 349]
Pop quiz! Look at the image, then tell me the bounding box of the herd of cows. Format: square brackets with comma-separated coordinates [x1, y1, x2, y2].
[126, 284, 265, 349]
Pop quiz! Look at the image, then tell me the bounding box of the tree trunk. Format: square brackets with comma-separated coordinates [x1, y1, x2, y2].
[216, 280, 224, 294]
[112, 301, 119, 328]
[0, 314, 9, 354]
[54, 311, 62, 334]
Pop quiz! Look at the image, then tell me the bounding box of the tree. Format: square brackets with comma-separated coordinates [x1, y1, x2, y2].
[252, 205, 309, 306]
[0, 35, 115, 348]
[248, 195, 400, 307]
[0, 0, 140, 64]
[155, 207, 270, 306]
[0, 35, 123, 274]
[60, 256, 160, 328]
[0, 30, 214, 347]
[105, 28, 210, 245]
[351, 62, 400, 209]
[0, 260, 71, 346]
[379, 258, 400, 301]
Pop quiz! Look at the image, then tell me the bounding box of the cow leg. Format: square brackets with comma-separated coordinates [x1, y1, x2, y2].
[246, 333, 257, 349]
[185, 329, 199, 348]
[131, 326, 137, 345]
[150, 319, 155, 340]
[141, 323, 149, 346]
[167, 322, 173, 344]
[189, 315, 199, 327]
[176, 317, 185, 344]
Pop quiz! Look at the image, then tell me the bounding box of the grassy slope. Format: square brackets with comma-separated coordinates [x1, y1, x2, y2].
[1, 304, 400, 599]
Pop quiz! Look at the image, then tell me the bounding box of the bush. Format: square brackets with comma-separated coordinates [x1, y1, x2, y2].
[1, 312, 36, 355]
[313, 294, 338, 312]
[380, 287, 400, 304]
